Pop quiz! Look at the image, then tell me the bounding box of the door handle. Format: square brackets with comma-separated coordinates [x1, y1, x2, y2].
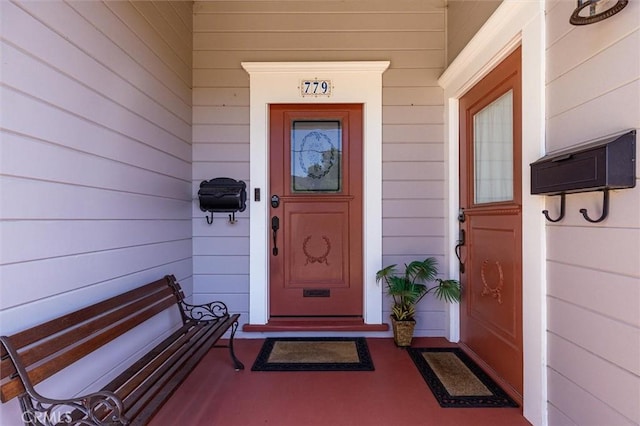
[271, 216, 280, 256]
[455, 207, 466, 273]
[455, 229, 465, 274]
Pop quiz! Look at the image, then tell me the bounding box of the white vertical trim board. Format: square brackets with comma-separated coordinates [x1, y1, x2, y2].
[438, 1, 547, 425]
[242, 61, 390, 326]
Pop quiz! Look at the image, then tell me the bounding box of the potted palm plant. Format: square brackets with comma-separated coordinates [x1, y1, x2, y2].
[376, 257, 461, 347]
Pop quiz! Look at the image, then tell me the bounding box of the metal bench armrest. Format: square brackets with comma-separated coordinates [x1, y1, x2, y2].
[178, 300, 230, 322]
[1, 337, 128, 426]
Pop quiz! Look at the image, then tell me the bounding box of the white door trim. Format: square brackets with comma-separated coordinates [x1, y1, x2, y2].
[242, 61, 390, 326]
[438, 1, 547, 425]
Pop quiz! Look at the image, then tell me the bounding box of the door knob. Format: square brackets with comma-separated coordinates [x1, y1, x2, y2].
[458, 208, 466, 223]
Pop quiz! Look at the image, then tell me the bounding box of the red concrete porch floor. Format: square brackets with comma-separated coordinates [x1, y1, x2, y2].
[150, 337, 531, 426]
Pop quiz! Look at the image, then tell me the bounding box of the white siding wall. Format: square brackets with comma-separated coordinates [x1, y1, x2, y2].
[192, 0, 448, 336]
[0, 0, 193, 422]
[545, 1, 640, 424]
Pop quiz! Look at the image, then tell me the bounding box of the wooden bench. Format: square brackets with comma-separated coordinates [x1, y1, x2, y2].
[0, 274, 244, 425]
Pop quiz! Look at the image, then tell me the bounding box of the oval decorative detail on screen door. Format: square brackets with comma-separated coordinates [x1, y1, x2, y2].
[480, 259, 504, 304]
[302, 235, 331, 266]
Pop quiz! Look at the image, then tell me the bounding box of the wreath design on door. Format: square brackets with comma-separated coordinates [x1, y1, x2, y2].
[302, 235, 331, 265]
[480, 259, 504, 304]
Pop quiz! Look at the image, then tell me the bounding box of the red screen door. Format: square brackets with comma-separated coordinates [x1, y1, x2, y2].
[459, 47, 524, 402]
[269, 104, 363, 318]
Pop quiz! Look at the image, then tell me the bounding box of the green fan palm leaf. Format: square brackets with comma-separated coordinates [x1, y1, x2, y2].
[376, 257, 461, 321]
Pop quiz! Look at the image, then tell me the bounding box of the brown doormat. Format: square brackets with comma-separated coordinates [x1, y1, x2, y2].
[407, 347, 518, 408]
[251, 337, 374, 371]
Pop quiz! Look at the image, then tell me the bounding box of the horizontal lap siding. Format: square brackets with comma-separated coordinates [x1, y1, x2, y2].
[192, 0, 446, 336]
[545, 1, 640, 424]
[0, 1, 193, 423]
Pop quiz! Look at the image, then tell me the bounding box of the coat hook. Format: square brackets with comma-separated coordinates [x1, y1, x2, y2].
[206, 212, 214, 224]
[580, 189, 609, 223]
[542, 193, 566, 222]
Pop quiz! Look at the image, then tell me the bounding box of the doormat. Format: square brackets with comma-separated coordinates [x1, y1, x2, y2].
[251, 337, 374, 371]
[407, 347, 518, 408]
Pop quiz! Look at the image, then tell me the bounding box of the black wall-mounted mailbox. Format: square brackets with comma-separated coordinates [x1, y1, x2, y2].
[198, 178, 247, 224]
[530, 130, 636, 195]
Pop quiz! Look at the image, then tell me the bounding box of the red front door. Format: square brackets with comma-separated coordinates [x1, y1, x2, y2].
[269, 104, 363, 318]
[459, 47, 524, 402]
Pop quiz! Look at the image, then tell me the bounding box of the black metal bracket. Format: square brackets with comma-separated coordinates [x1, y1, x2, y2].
[580, 189, 610, 223]
[542, 193, 566, 223]
[205, 211, 238, 224]
[541, 190, 611, 223]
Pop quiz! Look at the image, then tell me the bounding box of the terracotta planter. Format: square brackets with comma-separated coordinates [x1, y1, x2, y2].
[391, 317, 416, 347]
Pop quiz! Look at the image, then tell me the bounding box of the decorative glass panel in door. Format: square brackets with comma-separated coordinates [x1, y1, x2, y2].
[291, 121, 342, 192]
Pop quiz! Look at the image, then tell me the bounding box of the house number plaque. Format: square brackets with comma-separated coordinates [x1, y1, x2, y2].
[300, 79, 332, 97]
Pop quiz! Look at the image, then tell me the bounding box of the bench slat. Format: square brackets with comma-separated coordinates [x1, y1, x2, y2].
[1, 297, 175, 402]
[128, 315, 240, 425]
[106, 321, 208, 399]
[79, 321, 208, 422]
[0, 278, 169, 359]
[0, 288, 175, 382]
[122, 322, 216, 419]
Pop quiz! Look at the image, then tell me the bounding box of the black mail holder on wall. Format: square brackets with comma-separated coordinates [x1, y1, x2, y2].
[530, 130, 636, 223]
[198, 177, 247, 224]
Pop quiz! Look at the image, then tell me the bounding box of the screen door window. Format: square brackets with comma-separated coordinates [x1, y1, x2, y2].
[473, 90, 514, 204]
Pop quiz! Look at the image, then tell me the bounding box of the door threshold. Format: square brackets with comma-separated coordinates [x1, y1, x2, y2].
[243, 318, 389, 332]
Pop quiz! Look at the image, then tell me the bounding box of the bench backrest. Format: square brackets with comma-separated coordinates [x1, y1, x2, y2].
[0, 275, 184, 403]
